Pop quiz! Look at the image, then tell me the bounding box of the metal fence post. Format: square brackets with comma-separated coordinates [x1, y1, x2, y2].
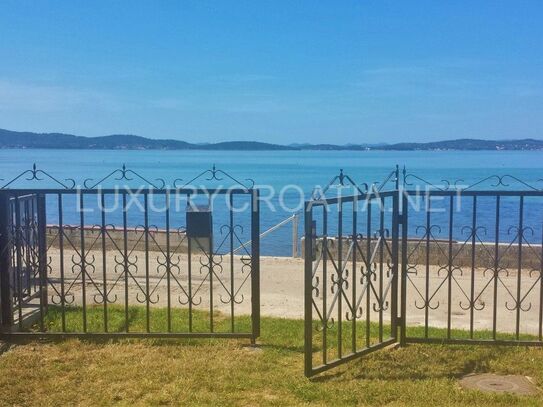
[304, 200, 313, 377]
[0, 192, 13, 329]
[400, 192, 408, 346]
[37, 193, 48, 321]
[391, 190, 399, 342]
[251, 189, 260, 342]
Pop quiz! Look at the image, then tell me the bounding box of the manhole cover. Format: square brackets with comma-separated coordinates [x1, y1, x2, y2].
[459, 373, 538, 395]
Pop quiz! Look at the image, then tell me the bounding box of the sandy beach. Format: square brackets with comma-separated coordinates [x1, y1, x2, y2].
[37, 248, 542, 336]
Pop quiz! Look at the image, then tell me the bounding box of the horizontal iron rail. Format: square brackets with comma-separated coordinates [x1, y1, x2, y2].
[309, 190, 543, 208]
[0, 188, 255, 195]
[0, 332, 255, 339]
[405, 337, 543, 347]
[307, 338, 397, 376]
[5, 188, 542, 198]
[403, 189, 543, 197]
[308, 190, 397, 206]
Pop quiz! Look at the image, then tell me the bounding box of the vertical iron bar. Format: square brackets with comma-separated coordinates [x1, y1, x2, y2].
[378, 197, 384, 342]
[447, 195, 453, 339]
[337, 199, 343, 358]
[493, 195, 500, 339]
[251, 190, 261, 341]
[539, 210, 543, 342]
[351, 197, 357, 353]
[37, 194, 46, 332]
[15, 197, 23, 330]
[144, 193, 150, 333]
[391, 193, 399, 342]
[79, 193, 87, 333]
[229, 193, 235, 332]
[469, 196, 477, 339]
[208, 194, 214, 334]
[165, 192, 171, 332]
[24, 201, 31, 298]
[187, 194, 193, 332]
[0, 193, 13, 328]
[304, 200, 313, 377]
[516, 196, 524, 340]
[424, 196, 431, 338]
[400, 193, 408, 346]
[57, 194, 66, 331]
[100, 193, 108, 333]
[123, 193, 129, 332]
[322, 206, 328, 364]
[366, 200, 371, 348]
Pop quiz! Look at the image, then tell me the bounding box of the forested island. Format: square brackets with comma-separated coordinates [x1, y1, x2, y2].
[1, 128, 542, 151]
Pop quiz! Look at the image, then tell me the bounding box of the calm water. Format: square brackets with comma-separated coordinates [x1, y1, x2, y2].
[1, 149, 542, 255]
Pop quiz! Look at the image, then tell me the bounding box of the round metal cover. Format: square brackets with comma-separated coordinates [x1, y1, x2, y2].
[459, 373, 538, 395]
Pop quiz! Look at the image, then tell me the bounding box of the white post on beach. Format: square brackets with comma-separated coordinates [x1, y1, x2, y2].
[292, 213, 299, 257]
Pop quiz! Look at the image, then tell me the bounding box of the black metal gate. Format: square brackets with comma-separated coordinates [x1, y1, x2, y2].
[0, 193, 47, 331]
[305, 168, 543, 377]
[0, 165, 260, 341]
[304, 184, 399, 376]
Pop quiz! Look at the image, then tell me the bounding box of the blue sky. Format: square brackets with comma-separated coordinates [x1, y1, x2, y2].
[0, 1, 542, 144]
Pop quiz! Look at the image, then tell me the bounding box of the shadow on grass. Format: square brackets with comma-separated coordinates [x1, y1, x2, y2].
[311, 343, 512, 383]
[14, 304, 543, 385]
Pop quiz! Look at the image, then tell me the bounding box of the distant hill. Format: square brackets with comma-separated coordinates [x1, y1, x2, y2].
[0, 128, 542, 151]
[199, 141, 293, 150]
[0, 129, 293, 150]
[380, 138, 543, 151]
[288, 142, 387, 150]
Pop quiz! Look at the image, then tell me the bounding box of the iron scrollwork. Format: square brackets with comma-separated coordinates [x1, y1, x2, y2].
[1, 163, 76, 189]
[83, 164, 166, 189]
[311, 168, 368, 200]
[403, 165, 543, 191]
[174, 164, 255, 189]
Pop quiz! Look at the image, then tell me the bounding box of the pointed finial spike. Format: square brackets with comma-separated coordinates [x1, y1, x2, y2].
[338, 169, 345, 186]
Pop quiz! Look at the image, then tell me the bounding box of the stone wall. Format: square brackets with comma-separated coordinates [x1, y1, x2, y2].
[46, 225, 541, 268]
[46, 225, 210, 253]
[301, 236, 541, 269]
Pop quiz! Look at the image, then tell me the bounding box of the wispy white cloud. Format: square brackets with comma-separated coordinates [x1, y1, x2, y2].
[0, 79, 125, 113]
[353, 59, 542, 100]
[355, 64, 485, 93]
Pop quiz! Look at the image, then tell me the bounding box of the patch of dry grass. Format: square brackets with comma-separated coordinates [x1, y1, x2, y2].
[0, 308, 543, 406]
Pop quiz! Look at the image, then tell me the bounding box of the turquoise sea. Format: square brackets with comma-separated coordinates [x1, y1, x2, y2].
[1, 149, 542, 255]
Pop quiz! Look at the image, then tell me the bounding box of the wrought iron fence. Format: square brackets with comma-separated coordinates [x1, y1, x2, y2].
[400, 171, 543, 346]
[2, 163, 542, 376]
[0, 165, 260, 341]
[305, 167, 543, 377]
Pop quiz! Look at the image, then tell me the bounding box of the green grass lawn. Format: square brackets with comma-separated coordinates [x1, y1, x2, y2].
[0, 306, 542, 406]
